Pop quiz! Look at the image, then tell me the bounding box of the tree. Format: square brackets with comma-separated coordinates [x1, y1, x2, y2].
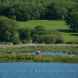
[32, 25, 46, 36]
[45, 3, 62, 20]
[32, 25, 64, 43]
[43, 31, 64, 44]
[19, 28, 31, 43]
[64, 8, 78, 32]
[4, 6, 16, 20]
[31, 25, 46, 43]
[0, 16, 20, 43]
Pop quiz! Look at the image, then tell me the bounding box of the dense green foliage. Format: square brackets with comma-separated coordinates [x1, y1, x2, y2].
[18, 28, 31, 43]
[0, 0, 75, 21]
[64, 9, 78, 32]
[0, 17, 64, 44]
[0, 16, 20, 44]
[32, 26, 64, 43]
[0, 0, 77, 32]
[0, 0, 78, 43]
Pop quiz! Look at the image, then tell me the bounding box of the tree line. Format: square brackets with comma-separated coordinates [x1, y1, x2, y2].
[0, 0, 78, 32]
[0, 0, 74, 21]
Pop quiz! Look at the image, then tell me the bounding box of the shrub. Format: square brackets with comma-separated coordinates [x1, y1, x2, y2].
[32, 25, 64, 44]
[32, 25, 46, 43]
[44, 32, 64, 44]
[18, 28, 31, 43]
[0, 16, 20, 44]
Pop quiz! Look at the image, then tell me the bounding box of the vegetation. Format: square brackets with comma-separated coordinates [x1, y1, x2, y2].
[0, 0, 77, 21]
[18, 28, 31, 43]
[0, 16, 20, 44]
[0, 44, 78, 54]
[17, 20, 78, 43]
[32, 26, 64, 43]
[0, 0, 78, 63]
[0, 54, 78, 63]
[0, 17, 78, 43]
[18, 20, 67, 29]
[0, 17, 64, 44]
[0, 0, 72, 20]
[0, 0, 78, 44]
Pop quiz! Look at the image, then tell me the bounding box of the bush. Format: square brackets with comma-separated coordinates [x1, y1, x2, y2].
[31, 25, 46, 36]
[18, 28, 31, 43]
[44, 32, 64, 44]
[0, 16, 20, 44]
[32, 26, 64, 44]
[64, 9, 78, 32]
[10, 32, 20, 44]
[32, 25, 46, 43]
[54, 32, 64, 43]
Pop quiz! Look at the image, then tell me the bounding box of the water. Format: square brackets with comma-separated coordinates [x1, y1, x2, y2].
[32, 51, 65, 56]
[0, 63, 78, 78]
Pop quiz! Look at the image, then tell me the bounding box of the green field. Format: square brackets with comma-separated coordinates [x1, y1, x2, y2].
[18, 20, 78, 43]
[18, 20, 67, 30]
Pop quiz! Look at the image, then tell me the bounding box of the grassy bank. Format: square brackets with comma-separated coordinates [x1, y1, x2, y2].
[0, 44, 78, 53]
[0, 44, 77, 63]
[0, 54, 78, 63]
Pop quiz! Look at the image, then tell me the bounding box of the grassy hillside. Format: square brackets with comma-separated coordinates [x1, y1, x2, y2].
[18, 20, 67, 30]
[17, 20, 78, 43]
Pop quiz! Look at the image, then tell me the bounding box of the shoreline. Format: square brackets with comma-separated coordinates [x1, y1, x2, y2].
[0, 44, 77, 63]
[0, 55, 77, 63]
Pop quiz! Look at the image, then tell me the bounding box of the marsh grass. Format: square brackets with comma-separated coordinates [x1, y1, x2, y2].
[0, 45, 77, 63]
[0, 53, 77, 63]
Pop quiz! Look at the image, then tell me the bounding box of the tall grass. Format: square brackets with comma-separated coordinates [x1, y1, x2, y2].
[0, 54, 78, 63]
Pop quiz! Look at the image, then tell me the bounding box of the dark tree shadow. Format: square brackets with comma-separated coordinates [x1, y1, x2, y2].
[71, 33, 78, 36]
[58, 29, 78, 36]
[58, 29, 72, 33]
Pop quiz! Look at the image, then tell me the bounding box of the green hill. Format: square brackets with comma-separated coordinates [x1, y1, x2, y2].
[18, 20, 78, 43]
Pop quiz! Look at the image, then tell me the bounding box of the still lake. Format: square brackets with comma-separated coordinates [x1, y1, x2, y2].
[0, 63, 78, 78]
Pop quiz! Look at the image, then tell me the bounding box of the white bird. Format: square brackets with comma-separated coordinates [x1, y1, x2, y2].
[36, 50, 41, 55]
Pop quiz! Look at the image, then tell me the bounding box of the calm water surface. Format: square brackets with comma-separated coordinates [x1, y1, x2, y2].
[0, 63, 78, 78]
[32, 51, 65, 56]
